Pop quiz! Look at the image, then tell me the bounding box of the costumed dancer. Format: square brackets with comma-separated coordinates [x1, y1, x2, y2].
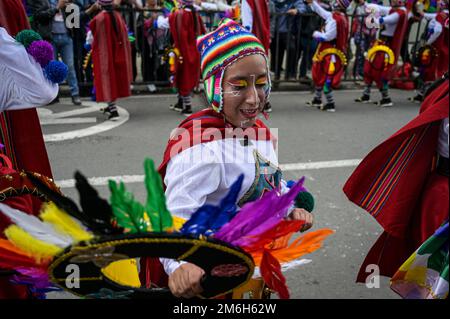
[354, 0, 408, 107]
[0, 26, 65, 298]
[0, 0, 55, 185]
[140, 19, 318, 298]
[409, 0, 449, 102]
[344, 73, 449, 284]
[88, 0, 133, 121]
[168, 0, 206, 116]
[306, 0, 350, 112]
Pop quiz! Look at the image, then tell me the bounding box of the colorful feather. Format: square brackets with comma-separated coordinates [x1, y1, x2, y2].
[260, 249, 289, 299]
[109, 180, 150, 233]
[144, 158, 173, 232]
[180, 174, 243, 236]
[4, 225, 62, 263]
[40, 202, 94, 242]
[75, 171, 121, 235]
[0, 239, 42, 269]
[215, 177, 306, 245]
[252, 228, 335, 266]
[0, 203, 73, 248]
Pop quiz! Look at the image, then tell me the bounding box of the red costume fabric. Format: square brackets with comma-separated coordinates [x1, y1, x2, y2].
[311, 12, 349, 88]
[168, 7, 206, 96]
[0, 0, 53, 299]
[363, 8, 408, 89]
[246, 0, 271, 54]
[433, 12, 449, 79]
[0, 0, 53, 179]
[90, 10, 133, 102]
[139, 108, 274, 288]
[343, 77, 449, 282]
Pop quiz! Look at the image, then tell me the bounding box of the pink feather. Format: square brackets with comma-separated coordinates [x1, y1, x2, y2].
[214, 177, 305, 246]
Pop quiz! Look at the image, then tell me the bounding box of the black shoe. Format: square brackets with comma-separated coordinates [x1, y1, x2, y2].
[264, 102, 272, 113]
[181, 107, 193, 117]
[108, 111, 119, 121]
[306, 98, 322, 108]
[354, 95, 371, 103]
[170, 99, 183, 112]
[71, 95, 82, 105]
[48, 96, 60, 105]
[408, 95, 422, 103]
[377, 98, 393, 107]
[320, 103, 335, 112]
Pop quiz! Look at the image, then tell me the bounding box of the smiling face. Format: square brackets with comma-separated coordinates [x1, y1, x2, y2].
[221, 54, 269, 128]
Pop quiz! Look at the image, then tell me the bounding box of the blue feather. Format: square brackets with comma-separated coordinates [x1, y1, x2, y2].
[180, 174, 244, 236]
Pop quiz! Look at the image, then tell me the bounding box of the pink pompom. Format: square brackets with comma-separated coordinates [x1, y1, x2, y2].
[27, 40, 54, 67]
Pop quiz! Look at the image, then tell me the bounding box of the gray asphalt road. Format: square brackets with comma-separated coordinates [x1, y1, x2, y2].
[41, 88, 420, 299]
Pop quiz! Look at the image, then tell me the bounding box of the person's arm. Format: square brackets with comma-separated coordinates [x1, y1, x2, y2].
[309, 0, 332, 20]
[422, 12, 437, 21]
[294, 0, 309, 14]
[241, 0, 254, 31]
[28, 0, 66, 23]
[160, 144, 221, 297]
[426, 19, 443, 45]
[312, 16, 337, 42]
[154, 15, 170, 29]
[0, 28, 58, 112]
[379, 11, 399, 26]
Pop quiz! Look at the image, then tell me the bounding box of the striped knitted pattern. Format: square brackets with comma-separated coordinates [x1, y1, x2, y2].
[197, 19, 265, 80]
[358, 125, 430, 218]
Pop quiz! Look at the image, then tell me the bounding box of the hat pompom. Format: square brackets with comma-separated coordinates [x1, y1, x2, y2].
[44, 61, 68, 84]
[27, 40, 54, 67]
[295, 191, 315, 213]
[15, 29, 42, 48]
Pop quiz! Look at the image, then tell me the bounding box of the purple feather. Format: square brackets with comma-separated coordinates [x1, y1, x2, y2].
[214, 177, 305, 247]
[27, 40, 54, 67]
[10, 267, 52, 289]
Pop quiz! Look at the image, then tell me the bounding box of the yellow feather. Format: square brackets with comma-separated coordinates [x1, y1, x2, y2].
[4, 225, 62, 263]
[40, 202, 94, 242]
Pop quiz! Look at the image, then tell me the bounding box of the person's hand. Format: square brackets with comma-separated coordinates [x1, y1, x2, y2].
[86, 2, 101, 15]
[286, 208, 314, 232]
[168, 263, 205, 298]
[287, 8, 298, 15]
[57, 0, 68, 10]
[305, 0, 313, 5]
[195, 0, 202, 5]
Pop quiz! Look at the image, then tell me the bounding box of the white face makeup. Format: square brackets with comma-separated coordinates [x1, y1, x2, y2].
[221, 54, 270, 128]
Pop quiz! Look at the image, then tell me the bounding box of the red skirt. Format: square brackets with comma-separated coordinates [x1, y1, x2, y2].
[311, 43, 345, 89]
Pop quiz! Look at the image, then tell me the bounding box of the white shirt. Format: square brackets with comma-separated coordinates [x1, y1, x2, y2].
[438, 117, 449, 158]
[161, 136, 291, 275]
[310, 0, 337, 42]
[241, 0, 253, 32]
[0, 28, 58, 112]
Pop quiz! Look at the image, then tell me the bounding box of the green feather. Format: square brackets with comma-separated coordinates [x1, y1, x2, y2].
[144, 158, 173, 232]
[109, 180, 150, 233]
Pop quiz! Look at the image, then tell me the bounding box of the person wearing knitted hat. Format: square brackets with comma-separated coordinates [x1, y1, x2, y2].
[305, 0, 350, 112]
[138, 19, 315, 298]
[354, 0, 408, 107]
[168, 0, 206, 115]
[88, 0, 133, 120]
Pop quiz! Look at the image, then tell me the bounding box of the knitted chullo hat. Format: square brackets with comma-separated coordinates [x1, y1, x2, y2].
[179, 0, 194, 5]
[197, 18, 269, 113]
[335, 0, 351, 10]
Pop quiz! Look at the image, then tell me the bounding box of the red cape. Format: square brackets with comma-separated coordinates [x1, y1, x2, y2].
[168, 8, 206, 96]
[343, 77, 449, 281]
[435, 12, 449, 78]
[90, 11, 133, 102]
[246, 0, 271, 54]
[140, 108, 274, 288]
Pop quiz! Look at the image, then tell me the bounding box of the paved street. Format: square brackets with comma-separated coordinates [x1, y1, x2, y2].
[41, 88, 421, 299]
